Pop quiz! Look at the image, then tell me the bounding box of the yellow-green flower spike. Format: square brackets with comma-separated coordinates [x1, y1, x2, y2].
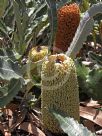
[29, 46, 48, 62]
[41, 54, 79, 133]
[28, 46, 48, 77]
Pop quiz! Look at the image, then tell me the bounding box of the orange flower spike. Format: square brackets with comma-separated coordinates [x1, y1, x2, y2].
[53, 3, 80, 54]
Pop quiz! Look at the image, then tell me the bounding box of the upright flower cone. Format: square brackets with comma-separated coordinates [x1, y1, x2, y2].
[41, 54, 79, 133]
[29, 46, 48, 62]
[53, 3, 80, 54]
[28, 46, 48, 77]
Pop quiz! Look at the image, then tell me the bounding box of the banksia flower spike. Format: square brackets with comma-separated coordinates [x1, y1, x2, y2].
[53, 3, 80, 53]
[41, 54, 79, 133]
[29, 46, 48, 62]
[28, 46, 48, 76]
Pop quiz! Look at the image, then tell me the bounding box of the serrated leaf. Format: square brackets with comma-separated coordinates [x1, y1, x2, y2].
[86, 68, 102, 99]
[45, 0, 57, 52]
[0, 0, 8, 17]
[0, 58, 22, 80]
[19, 1, 29, 37]
[29, 2, 47, 24]
[88, 51, 102, 66]
[52, 110, 96, 136]
[35, 3, 47, 18]
[13, 0, 23, 41]
[0, 78, 23, 108]
[0, 19, 8, 33]
[0, 19, 13, 45]
[0, 48, 21, 60]
[13, 0, 26, 55]
[25, 14, 48, 44]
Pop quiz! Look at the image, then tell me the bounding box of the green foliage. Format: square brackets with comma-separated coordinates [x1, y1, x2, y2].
[88, 51, 102, 66]
[76, 60, 89, 92]
[76, 61, 102, 100]
[0, 0, 49, 54]
[0, 48, 23, 107]
[0, 47, 35, 108]
[80, 0, 90, 12]
[0, 48, 22, 81]
[12, 0, 48, 55]
[0, 78, 23, 108]
[0, 48, 21, 60]
[45, 0, 57, 52]
[0, 0, 8, 17]
[0, 58, 22, 80]
[52, 110, 96, 136]
[87, 68, 102, 100]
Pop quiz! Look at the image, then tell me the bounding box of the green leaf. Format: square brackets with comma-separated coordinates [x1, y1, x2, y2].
[0, 0, 8, 17]
[80, 0, 90, 12]
[13, 0, 23, 41]
[24, 79, 34, 91]
[76, 61, 90, 92]
[25, 14, 48, 44]
[88, 51, 102, 66]
[0, 58, 22, 80]
[0, 48, 21, 60]
[0, 19, 13, 45]
[86, 68, 102, 100]
[0, 19, 8, 33]
[28, 2, 47, 26]
[76, 61, 89, 80]
[35, 3, 47, 18]
[13, 0, 26, 54]
[18, 1, 29, 38]
[52, 110, 96, 136]
[0, 78, 23, 108]
[45, 0, 57, 52]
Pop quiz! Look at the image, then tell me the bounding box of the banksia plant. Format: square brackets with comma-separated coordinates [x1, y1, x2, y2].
[28, 46, 48, 76]
[29, 46, 48, 63]
[41, 54, 79, 133]
[53, 3, 80, 54]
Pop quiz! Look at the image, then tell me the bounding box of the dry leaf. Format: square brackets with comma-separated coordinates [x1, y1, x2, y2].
[0, 123, 5, 135]
[83, 120, 95, 132]
[29, 113, 42, 128]
[11, 109, 27, 130]
[80, 99, 101, 107]
[80, 106, 102, 127]
[4, 109, 13, 117]
[18, 122, 46, 136]
[6, 103, 18, 112]
[0, 123, 11, 136]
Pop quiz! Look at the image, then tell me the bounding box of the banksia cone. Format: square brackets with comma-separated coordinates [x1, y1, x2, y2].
[41, 54, 79, 133]
[28, 46, 48, 76]
[53, 3, 80, 53]
[29, 46, 48, 62]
